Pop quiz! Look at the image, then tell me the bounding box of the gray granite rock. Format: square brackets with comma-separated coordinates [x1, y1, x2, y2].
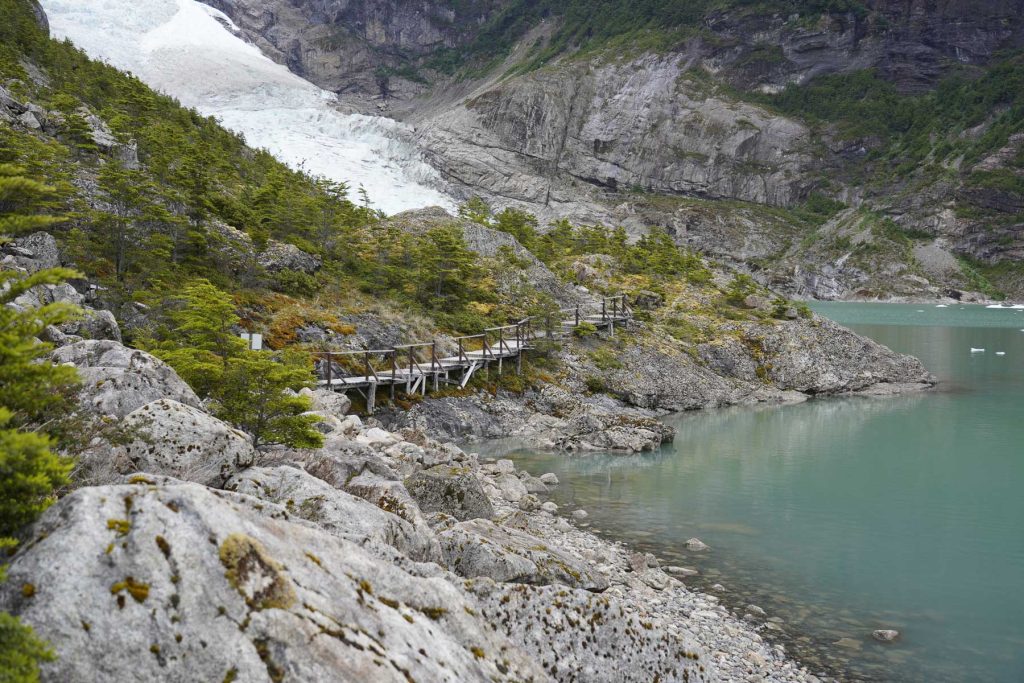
[0, 482, 547, 682]
[404, 464, 494, 521]
[111, 399, 255, 487]
[227, 465, 441, 562]
[439, 518, 608, 592]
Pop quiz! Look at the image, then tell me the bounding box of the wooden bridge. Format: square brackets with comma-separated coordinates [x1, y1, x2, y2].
[314, 295, 632, 413]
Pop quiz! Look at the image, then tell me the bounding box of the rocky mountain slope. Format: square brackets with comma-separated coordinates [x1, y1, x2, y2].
[207, 0, 1024, 300]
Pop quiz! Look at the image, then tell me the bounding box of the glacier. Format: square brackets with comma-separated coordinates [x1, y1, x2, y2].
[39, 0, 455, 214]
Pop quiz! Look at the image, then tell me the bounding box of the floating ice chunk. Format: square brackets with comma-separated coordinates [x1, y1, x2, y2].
[995, 351, 1006, 356]
[970, 348, 985, 353]
[935, 304, 948, 308]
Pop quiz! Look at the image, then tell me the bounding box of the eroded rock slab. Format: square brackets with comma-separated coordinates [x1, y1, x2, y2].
[440, 519, 609, 592]
[0, 482, 548, 683]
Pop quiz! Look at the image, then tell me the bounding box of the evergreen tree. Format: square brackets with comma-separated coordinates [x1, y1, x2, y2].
[0, 166, 78, 683]
[0, 164, 63, 236]
[415, 226, 485, 310]
[212, 350, 323, 452]
[146, 279, 247, 397]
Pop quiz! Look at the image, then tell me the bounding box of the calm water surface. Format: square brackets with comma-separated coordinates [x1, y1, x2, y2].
[487, 303, 1024, 682]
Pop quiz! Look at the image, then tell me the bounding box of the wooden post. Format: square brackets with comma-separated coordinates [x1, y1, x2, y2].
[367, 382, 376, 415]
[602, 299, 607, 323]
[325, 353, 332, 389]
[407, 346, 414, 394]
[610, 298, 617, 338]
[390, 352, 397, 401]
[575, 306, 580, 326]
[432, 342, 439, 392]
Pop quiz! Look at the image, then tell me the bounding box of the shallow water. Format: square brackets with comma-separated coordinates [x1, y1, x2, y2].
[484, 303, 1024, 682]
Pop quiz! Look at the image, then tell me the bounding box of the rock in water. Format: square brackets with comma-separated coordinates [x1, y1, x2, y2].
[872, 629, 901, 642]
[111, 399, 255, 487]
[51, 340, 202, 419]
[0, 482, 548, 682]
[404, 465, 494, 521]
[685, 538, 709, 551]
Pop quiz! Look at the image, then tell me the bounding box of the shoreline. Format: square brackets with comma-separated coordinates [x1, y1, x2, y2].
[466, 450, 833, 682]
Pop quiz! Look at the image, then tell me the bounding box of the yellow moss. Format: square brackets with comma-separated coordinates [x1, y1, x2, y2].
[155, 535, 171, 559]
[304, 552, 322, 567]
[106, 519, 130, 536]
[21, 583, 35, 598]
[128, 475, 155, 485]
[417, 606, 447, 620]
[470, 646, 485, 660]
[219, 534, 296, 611]
[358, 579, 373, 595]
[110, 576, 150, 604]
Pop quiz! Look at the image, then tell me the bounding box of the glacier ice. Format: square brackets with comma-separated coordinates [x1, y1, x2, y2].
[40, 0, 455, 214]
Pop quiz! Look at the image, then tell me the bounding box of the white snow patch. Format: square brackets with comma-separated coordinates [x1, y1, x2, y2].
[41, 0, 454, 214]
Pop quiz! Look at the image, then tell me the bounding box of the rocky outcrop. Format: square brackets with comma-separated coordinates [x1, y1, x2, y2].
[58, 307, 121, 342]
[697, 317, 935, 395]
[111, 399, 256, 487]
[227, 465, 442, 562]
[470, 580, 703, 683]
[204, 0, 508, 100]
[257, 240, 322, 274]
[440, 518, 609, 592]
[1, 231, 60, 273]
[414, 53, 817, 227]
[50, 340, 202, 418]
[386, 207, 581, 305]
[404, 464, 495, 521]
[0, 481, 549, 682]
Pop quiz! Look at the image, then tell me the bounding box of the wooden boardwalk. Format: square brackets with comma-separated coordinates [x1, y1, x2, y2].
[315, 295, 631, 413]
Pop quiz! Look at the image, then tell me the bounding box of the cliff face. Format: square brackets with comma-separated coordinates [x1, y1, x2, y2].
[201, 0, 1024, 299]
[413, 53, 819, 224]
[707, 0, 1024, 93]
[205, 0, 511, 99]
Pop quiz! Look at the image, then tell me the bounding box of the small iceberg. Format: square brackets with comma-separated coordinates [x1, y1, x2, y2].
[970, 348, 985, 353]
[935, 304, 948, 308]
[996, 351, 1007, 356]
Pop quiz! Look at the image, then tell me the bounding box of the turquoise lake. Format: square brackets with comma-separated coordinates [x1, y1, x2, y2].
[495, 303, 1024, 682]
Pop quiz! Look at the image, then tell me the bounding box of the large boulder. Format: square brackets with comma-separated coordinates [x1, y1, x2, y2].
[469, 581, 706, 683]
[257, 240, 322, 274]
[50, 340, 201, 418]
[227, 466, 441, 563]
[405, 465, 494, 521]
[0, 482, 548, 682]
[439, 519, 609, 592]
[2, 231, 59, 273]
[111, 399, 256, 487]
[344, 472, 439, 549]
[59, 307, 122, 342]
